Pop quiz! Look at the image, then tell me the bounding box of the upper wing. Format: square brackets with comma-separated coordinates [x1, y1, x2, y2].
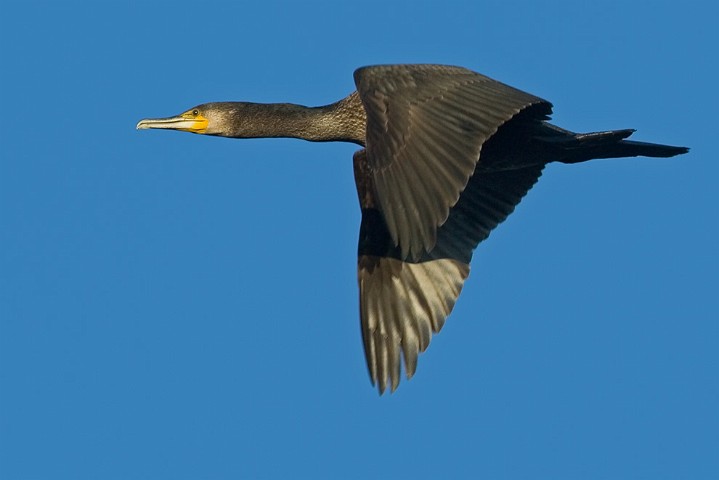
[354, 64, 551, 260]
[354, 150, 544, 394]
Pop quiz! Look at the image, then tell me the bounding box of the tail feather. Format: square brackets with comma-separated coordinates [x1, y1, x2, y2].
[610, 139, 690, 158]
[537, 126, 689, 164]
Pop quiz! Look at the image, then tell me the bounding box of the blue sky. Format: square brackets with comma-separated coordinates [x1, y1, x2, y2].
[1, 1, 717, 478]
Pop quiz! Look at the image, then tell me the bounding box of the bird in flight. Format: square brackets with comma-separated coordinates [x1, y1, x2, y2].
[137, 64, 688, 394]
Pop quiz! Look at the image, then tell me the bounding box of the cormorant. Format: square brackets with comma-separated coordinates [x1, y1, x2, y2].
[137, 64, 688, 394]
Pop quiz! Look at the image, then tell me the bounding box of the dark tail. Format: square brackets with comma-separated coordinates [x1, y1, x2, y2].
[538, 126, 689, 164]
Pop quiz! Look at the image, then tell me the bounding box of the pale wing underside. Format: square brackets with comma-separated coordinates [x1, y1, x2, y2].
[354, 64, 551, 260]
[358, 256, 469, 394]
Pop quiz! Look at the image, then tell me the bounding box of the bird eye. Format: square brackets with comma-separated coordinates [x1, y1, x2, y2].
[192, 109, 199, 116]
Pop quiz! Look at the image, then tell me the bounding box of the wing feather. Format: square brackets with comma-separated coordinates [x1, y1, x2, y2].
[354, 64, 552, 260]
[353, 148, 545, 393]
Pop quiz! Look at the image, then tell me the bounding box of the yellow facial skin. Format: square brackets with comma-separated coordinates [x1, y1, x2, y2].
[136, 108, 208, 134]
[177, 109, 209, 133]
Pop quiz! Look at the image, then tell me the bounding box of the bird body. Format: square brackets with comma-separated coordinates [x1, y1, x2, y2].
[137, 64, 687, 394]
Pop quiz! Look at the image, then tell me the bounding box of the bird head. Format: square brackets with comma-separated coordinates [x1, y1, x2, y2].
[136, 103, 242, 136]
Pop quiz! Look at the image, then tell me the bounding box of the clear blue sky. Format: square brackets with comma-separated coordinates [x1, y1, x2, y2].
[1, 1, 717, 479]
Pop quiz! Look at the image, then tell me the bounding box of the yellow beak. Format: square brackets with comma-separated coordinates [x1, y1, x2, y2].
[136, 113, 208, 133]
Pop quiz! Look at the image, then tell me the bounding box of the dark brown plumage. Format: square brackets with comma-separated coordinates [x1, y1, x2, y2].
[137, 64, 688, 394]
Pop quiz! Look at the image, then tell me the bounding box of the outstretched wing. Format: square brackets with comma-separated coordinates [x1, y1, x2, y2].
[354, 64, 551, 260]
[353, 150, 544, 394]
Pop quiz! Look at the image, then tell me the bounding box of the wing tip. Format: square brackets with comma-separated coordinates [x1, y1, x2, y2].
[359, 256, 470, 395]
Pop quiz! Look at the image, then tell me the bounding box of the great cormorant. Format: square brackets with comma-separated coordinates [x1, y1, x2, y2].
[137, 64, 688, 394]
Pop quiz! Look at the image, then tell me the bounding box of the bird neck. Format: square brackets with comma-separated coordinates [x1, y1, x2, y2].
[221, 92, 366, 145]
